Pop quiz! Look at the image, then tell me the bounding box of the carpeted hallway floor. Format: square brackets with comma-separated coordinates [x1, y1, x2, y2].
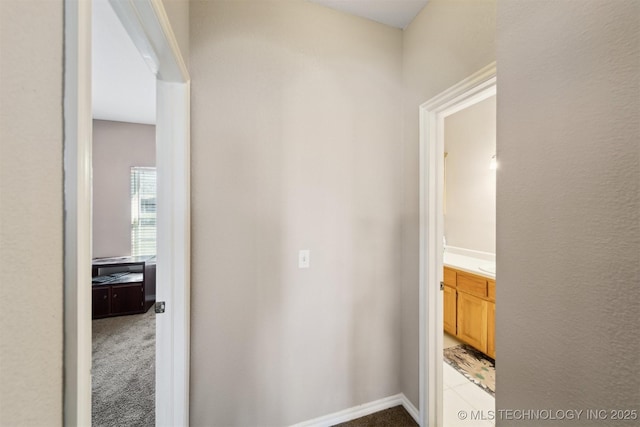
[92, 310, 415, 427]
[333, 406, 418, 427]
[92, 308, 155, 427]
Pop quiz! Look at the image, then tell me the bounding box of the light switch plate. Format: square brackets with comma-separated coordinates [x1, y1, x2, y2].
[298, 249, 310, 268]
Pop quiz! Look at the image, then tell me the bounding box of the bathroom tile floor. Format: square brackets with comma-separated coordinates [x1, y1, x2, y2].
[443, 333, 495, 427]
[444, 331, 464, 349]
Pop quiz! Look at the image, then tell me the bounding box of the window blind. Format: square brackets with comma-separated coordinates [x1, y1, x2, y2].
[131, 167, 157, 256]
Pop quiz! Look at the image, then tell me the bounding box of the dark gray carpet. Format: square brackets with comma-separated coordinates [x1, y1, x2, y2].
[333, 406, 418, 427]
[92, 309, 155, 427]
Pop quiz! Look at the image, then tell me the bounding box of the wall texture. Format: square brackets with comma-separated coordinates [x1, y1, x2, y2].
[190, 1, 403, 425]
[0, 1, 63, 425]
[444, 95, 496, 253]
[400, 0, 496, 406]
[92, 120, 156, 258]
[496, 1, 640, 425]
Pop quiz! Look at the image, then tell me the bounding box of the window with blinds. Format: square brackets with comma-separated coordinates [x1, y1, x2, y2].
[131, 167, 157, 256]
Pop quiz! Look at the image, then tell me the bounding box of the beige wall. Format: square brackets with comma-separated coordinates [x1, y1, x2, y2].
[189, 1, 403, 425]
[400, 0, 496, 406]
[496, 0, 640, 424]
[92, 120, 156, 258]
[444, 95, 496, 253]
[4, 1, 636, 425]
[0, 1, 64, 425]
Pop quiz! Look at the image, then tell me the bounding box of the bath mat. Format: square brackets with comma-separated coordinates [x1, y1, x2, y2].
[444, 344, 495, 396]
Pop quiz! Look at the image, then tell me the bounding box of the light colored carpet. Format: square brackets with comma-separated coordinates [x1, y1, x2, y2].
[92, 309, 155, 427]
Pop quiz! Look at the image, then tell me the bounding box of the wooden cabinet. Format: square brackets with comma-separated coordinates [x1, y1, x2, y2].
[92, 282, 145, 318]
[111, 283, 145, 315]
[457, 292, 488, 352]
[443, 267, 457, 335]
[444, 267, 457, 288]
[444, 266, 495, 358]
[488, 279, 496, 301]
[91, 256, 155, 319]
[92, 286, 111, 318]
[487, 301, 495, 358]
[443, 284, 457, 335]
[457, 273, 487, 298]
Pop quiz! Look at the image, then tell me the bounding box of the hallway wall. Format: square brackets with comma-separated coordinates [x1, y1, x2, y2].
[0, 1, 64, 425]
[496, 0, 640, 424]
[189, 1, 403, 425]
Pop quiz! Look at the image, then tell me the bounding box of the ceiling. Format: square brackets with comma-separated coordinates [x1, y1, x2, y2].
[92, 0, 428, 126]
[308, 0, 428, 29]
[92, 0, 156, 125]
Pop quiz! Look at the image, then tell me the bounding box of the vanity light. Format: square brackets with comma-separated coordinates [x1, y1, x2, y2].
[489, 154, 497, 170]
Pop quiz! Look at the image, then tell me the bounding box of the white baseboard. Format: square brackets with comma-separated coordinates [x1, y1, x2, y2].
[291, 393, 419, 427]
[400, 393, 419, 423]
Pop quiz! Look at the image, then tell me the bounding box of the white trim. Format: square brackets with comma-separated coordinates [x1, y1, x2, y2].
[155, 80, 191, 427]
[108, 0, 189, 82]
[63, 0, 93, 425]
[418, 62, 496, 427]
[290, 394, 418, 427]
[63, 1, 190, 426]
[401, 393, 420, 423]
[148, 0, 189, 82]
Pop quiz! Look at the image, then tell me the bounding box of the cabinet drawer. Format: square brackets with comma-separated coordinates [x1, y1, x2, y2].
[444, 267, 457, 288]
[488, 279, 496, 301]
[457, 273, 487, 298]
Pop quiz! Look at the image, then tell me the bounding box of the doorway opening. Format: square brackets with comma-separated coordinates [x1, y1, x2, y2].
[91, 0, 158, 422]
[441, 91, 496, 427]
[63, 0, 190, 425]
[418, 63, 496, 427]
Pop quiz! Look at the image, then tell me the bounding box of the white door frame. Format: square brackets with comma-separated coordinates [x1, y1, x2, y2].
[418, 62, 496, 427]
[63, 0, 191, 425]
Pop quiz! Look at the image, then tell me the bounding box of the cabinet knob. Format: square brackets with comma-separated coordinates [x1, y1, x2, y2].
[113, 294, 117, 298]
[103, 295, 107, 300]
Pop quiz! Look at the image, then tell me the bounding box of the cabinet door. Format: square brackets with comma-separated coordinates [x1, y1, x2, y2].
[443, 285, 457, 335]
[487, 301, 495, 359]
[457, 292, 488, 353]
[111, 283, 144, 315]
[92, 287, 110, 319]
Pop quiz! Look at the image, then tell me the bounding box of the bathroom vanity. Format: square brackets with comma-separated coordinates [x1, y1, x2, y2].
[444, 253, 495, 359]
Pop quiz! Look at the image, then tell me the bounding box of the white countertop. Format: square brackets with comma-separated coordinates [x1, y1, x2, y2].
[443, 247, 496, 279]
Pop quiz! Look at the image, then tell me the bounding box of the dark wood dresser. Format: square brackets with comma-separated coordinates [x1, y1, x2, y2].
[91, 256, 156, 319]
